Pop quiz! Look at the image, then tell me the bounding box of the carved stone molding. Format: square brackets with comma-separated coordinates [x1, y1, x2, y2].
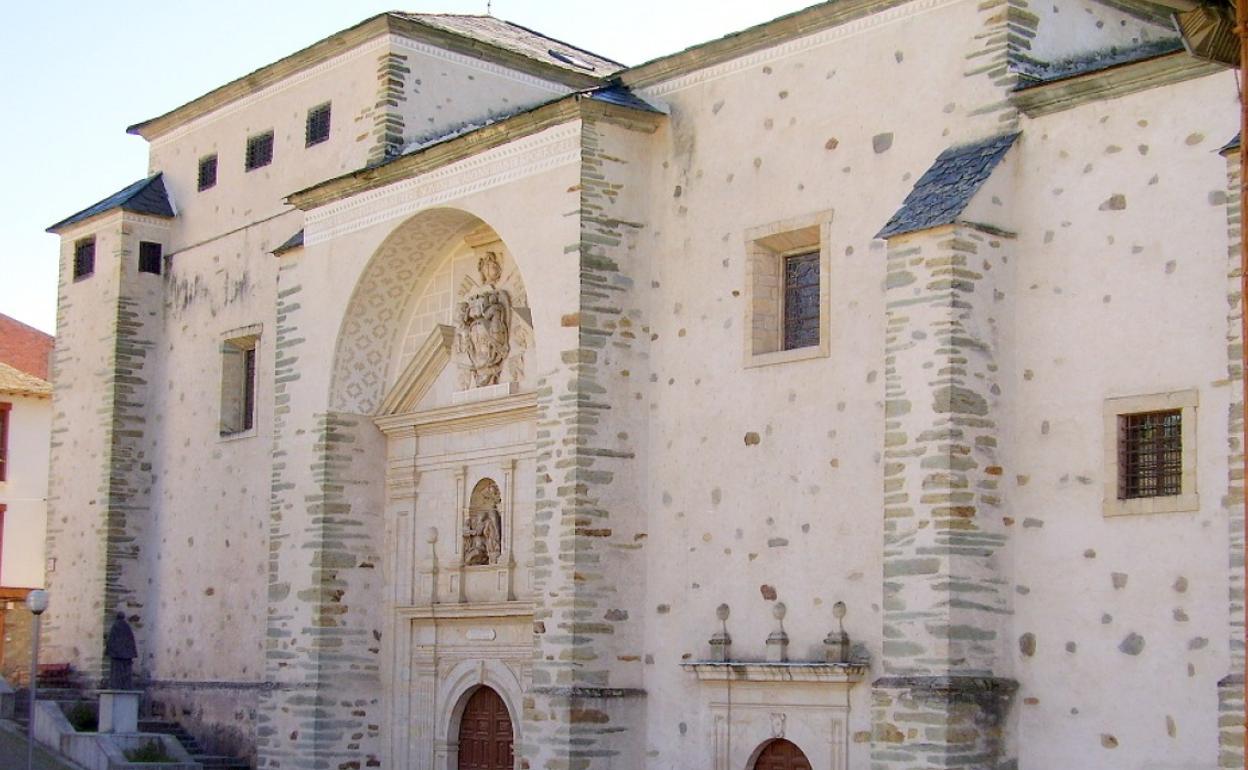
[681, 661, 868, 684]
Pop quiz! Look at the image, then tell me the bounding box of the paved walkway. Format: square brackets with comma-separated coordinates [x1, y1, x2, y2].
[0, 722, 81, 770]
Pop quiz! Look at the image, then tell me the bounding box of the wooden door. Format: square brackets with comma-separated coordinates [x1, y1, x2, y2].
[753, 739, 812, 770]
[458, 687, 514, 770]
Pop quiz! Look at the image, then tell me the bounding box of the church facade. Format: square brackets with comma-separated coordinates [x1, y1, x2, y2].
[43, 3, 1244, 770]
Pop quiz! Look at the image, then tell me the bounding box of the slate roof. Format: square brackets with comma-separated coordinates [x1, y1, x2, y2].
[397, 14, 622, 75]
[47, 173, 175, 233]
[1222, 133, 1241, 155]
[0, 361, 51, 398]
[0, 313, 53, 381]
[272, 229, 304, 256]
[877, 133, 1021, 239]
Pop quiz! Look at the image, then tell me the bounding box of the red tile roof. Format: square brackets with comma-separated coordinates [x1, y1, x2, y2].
[0, 314, 54, 380]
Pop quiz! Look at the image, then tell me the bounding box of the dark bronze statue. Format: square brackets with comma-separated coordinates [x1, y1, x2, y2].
[104, 612, 137, 690]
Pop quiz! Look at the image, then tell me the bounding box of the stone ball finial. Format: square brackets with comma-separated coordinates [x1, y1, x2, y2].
[426, 527, 439, 544]
[833, 601, 847, 620]
[772, 602, 787, 621]
[716, 603, 730, 622]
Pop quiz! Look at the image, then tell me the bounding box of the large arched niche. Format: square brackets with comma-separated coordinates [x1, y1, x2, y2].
[329, 206, 531, 415]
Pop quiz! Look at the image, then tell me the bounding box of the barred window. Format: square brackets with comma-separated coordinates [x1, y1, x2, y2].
[305, 103, 331, 147]
[1118, 410, 1182, 499]
[245, 131, 274, 171]
[73, 238, 95, 280]
[782, 252, 820, 350]
[138, 241, 162, 275]
[198, 154, 218, 191]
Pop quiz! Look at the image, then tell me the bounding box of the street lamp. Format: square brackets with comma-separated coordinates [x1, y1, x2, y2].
[25, 589, 48, 770]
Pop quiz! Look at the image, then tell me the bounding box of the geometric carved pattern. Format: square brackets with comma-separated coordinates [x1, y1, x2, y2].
[330, 207, 481, 414]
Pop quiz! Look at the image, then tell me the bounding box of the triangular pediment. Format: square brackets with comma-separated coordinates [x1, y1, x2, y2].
[377, 324, 455, 417]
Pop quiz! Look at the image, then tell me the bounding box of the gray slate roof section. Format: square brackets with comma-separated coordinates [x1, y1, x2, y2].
[397, 14, 622, 75]
[272, 229, 304, 256]
[876, 133, 1021, 240]
[48, 173, 175, 233]
[1221, 133, 1241, 155]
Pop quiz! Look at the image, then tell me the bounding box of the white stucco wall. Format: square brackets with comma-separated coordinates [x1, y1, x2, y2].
[0, 392, 50, 588]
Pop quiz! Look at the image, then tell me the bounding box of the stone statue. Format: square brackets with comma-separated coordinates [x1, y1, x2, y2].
[455, 253, 511, 388]
[104, 612, 137, 690]
[462, 482, 503, 567]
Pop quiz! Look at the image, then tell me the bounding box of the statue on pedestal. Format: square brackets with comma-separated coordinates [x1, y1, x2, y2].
[104, 612, 137, 690]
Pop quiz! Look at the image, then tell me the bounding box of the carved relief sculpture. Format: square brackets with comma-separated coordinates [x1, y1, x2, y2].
[464, 478, 503, 566]
[456, 252, 511, 388]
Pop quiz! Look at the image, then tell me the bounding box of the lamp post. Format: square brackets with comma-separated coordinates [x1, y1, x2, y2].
[25, 589, 48, 770]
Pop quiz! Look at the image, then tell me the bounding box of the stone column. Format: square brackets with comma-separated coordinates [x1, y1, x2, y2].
[872, 224, 1017, 769]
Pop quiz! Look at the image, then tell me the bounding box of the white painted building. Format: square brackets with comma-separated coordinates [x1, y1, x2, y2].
[43, 4, 1244, 770]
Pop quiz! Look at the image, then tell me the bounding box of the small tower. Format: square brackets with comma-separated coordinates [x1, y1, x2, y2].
[43, 174, 174, 684]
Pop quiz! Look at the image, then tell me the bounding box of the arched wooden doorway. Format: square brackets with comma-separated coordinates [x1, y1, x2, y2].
[457, 687, 514, 770]
[753, 739, 812, 770]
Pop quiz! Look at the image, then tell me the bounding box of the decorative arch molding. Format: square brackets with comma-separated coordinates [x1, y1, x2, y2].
[436, 659, 524, 769]
[329, 207, 481, 415]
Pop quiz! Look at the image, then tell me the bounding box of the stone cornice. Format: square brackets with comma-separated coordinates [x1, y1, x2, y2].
[374, 391, 537, 437]
[1011, 51, 1227, 118]
[397, 601, 534, 620]
[622, 0, 956, 95]
[129, 14, 603, 143]
[682, 661, 869, 684]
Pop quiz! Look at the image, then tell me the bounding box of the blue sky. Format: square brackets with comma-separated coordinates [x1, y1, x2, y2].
[0, 1, 815, 334]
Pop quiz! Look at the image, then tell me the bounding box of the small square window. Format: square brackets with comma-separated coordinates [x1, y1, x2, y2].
[220, 332, 259, 437]
[305, 103, 331, 147]
[245, 131, 274, 171]
[73, 238, 95, 280]
[743, 210, 833, 367]
[1103, 390, 1198, 516]
[138, 241, 162, 275]
[197, 154, 218, 191]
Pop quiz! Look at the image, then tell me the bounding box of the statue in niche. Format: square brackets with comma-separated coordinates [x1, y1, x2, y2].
[455, 252, 511, 388]
[463, 479, 503, 566]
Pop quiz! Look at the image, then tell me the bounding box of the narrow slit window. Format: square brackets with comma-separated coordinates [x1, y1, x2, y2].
[197, 154, 218, 191]
[1118, 409, 1183, 499]
[305, 103, 331, 147]
[0, 402, 10, 482]
[245, 131, 274, 171]
[220, 335, 259, 436]
[73, 238, 95, 280]
[138, 241, 162, 275]
[782, 251, 820, 350]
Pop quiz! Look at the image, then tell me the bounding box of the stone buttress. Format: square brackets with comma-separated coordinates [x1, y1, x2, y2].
[521, 105, 659, 770]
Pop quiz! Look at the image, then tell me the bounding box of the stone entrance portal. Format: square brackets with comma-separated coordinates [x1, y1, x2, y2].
[457, 687, 514, 770]
[753, 740, 812, 770]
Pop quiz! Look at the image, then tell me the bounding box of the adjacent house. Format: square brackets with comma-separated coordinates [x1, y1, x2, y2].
[41, 3, 1244, 769]
[0, 313, 52, 683]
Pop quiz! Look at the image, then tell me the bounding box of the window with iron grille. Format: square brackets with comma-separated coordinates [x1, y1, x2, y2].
[138, 241, 162, 275]
[73, 238, 95, 280]
[305, 103, 331, 147]
[782, 252, 820, 350]
[1118, 410, 1182, 499]
[245, 131, 274, 171]
[197, 154, 218, 191]
[0, 402, 9, 482]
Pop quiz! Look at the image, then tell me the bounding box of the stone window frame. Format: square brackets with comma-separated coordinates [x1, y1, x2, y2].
[743, 210, 833, 368]
[219, 325, 262, 441]
[1103, 389, 1199, 517]
[73, 237, 95, 281]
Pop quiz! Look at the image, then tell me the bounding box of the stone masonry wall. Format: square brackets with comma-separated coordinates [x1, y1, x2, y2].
[873, 224, 1017, 769]
[1219, 144, 1246, 769]
[522, 112, 652, 770]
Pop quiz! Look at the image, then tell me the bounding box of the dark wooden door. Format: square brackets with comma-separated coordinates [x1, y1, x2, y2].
[458, 687, 514, 770]
[753, 740, 812, 770]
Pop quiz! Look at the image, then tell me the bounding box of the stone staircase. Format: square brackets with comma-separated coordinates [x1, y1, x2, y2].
[136, 720, 250, 770]
[8, 670, 251, 770]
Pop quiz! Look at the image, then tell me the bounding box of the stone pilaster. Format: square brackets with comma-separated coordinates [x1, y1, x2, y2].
[1218, 142, 1245, 770]
[873, 224, 1017, 769]
[521, 110, 654, 770]
[258, 257, 386, 770]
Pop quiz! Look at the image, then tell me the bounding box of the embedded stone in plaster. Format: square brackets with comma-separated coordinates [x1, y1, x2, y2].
[1119, 633, 1145, 655]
